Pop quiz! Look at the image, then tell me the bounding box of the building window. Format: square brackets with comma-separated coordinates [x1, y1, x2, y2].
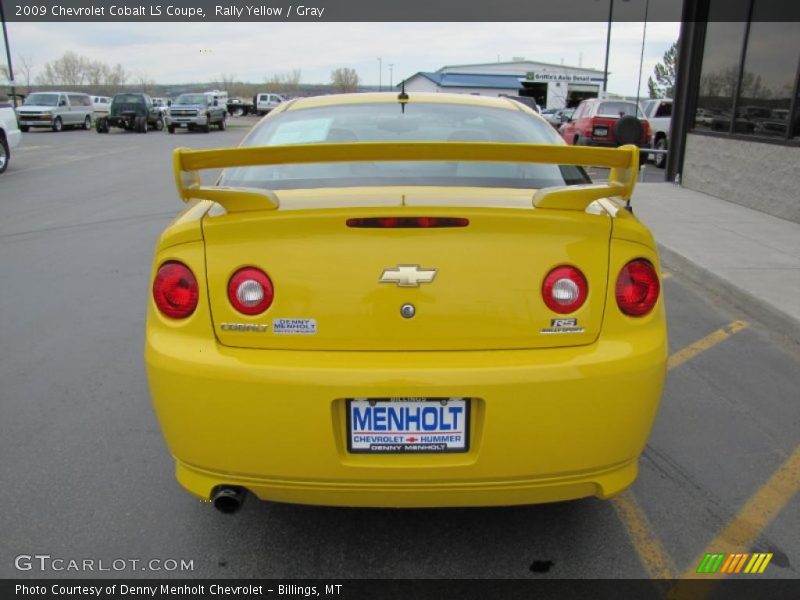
[691, 0, 800, 143]
[736, 10, 800, 139]
[794, 83, 800, 139]
[693, 0, 748, 132]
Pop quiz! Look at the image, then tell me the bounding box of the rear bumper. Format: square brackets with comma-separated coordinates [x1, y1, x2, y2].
[146, 327, 667, 507]
[583, 138, 651, 150]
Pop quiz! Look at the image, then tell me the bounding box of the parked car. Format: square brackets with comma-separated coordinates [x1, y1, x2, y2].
[16, 91, 94, 132]
[151, 97, 171, 116]
[96, 93, 164, 133]
[146, 92, 666, 512]
[91, 96, 111, 118]
[695, 107, 716, 127]
[642, 98, 672, 169]
[559, 98, 651, 161]
[255, 92, 285, 115]
[165, 93, 227, 133]
[541, 107, 574, 127]
[226, 97, 255, 117]
[500, 95, 541, 113]
[0, 101, 22, 174]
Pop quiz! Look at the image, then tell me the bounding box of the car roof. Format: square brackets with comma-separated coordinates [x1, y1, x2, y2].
[286, 92, 524, 113]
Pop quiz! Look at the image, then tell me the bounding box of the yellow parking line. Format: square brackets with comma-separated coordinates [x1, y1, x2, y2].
[679, 445, 800, 580]
[611, 490, 678, 579]
[667, 321, 748, 370]
[614, 320, 750, 580]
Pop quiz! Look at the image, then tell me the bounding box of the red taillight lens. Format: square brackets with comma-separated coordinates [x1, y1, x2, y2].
[346, 217, 469, 228]
[227, 267, 274, 315]
[152, 261, 199, 319]
[616, 259, 660, 316]
[542, 266, 588, 314]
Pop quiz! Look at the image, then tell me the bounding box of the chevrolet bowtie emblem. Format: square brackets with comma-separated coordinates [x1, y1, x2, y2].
[379, 265, 438, 287]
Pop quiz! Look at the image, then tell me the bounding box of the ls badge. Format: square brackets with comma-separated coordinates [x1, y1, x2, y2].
[540, 318, 585, 335]
[379, 265, 437, 287]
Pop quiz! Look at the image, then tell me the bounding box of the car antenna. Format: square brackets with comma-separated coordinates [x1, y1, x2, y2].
[398, 80, 409, 113]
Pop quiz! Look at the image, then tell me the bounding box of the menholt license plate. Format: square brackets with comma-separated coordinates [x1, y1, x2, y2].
[347, 398, 469, 454]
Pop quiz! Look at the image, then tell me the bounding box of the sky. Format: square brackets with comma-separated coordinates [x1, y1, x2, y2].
[3, 21, 680, 96]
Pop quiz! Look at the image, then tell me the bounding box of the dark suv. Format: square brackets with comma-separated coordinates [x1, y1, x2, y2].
[96, 93, 164, 133]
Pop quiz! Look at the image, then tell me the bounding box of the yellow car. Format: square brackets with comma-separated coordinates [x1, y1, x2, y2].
[145, 92, 667, 512]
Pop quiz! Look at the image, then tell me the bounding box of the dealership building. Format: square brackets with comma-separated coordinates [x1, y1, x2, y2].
[672, 0, 800, 222]
[400, 60, 606, 109]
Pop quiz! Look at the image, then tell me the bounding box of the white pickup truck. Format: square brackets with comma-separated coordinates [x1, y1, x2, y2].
[0, 102, 23, 175]
[642, 98, 672, 169]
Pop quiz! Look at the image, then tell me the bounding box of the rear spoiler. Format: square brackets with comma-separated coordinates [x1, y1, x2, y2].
[173, 142, 640, 213]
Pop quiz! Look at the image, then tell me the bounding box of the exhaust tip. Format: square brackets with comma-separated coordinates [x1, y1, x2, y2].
[211, 486, 247, 514]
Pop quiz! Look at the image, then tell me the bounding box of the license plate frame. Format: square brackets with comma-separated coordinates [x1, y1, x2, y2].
[346, 397, 470, 454]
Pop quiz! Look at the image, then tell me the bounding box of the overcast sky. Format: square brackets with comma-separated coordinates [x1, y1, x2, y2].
[4, 21, 680, 96]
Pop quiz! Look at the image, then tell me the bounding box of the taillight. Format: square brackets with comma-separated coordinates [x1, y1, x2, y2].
[346, 217, 469, 228]
[227, 267, 274, 315]
[152, 261, 199, 319]
[616, 259, 660, 316]
[542, 266, 588, 314]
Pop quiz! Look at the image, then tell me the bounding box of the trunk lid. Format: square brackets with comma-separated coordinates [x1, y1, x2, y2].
[202, 188, 611, 351]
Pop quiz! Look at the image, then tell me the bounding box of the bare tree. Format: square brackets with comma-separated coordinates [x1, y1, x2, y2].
[106, 64, 128, 92]
[219, 72, 237, 91]
[135, 72, 156, 95]
[36, 51, 87, 87]
[330, 68, 359, 93]
[16, 54, 35, 93]
[263, 69, 302, 95]
[84, 60, 109, 88]
[282, 69, 301, 95]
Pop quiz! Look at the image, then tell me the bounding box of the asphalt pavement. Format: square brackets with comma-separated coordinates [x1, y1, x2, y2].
[1, 124, 798, 581]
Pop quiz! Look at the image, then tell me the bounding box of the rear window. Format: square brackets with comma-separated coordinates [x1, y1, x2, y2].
[597, 102, 644, 118]
[69, 94, 91, 107]
[222, 102, 588, 191]
[113, 94, 144, 104]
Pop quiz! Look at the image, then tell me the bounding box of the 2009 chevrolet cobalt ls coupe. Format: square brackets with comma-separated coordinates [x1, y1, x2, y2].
[145, 92, 667, 512]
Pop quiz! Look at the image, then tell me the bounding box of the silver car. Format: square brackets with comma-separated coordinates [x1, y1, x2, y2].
[16, 92, 94, 132]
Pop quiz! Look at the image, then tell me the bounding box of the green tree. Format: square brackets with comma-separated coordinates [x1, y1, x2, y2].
[648, 41, 678, 99]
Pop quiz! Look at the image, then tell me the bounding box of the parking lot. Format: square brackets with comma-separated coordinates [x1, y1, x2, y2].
[1, 124, 798, 581]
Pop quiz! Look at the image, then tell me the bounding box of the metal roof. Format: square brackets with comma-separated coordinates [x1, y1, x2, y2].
[411, 72, 525, 90]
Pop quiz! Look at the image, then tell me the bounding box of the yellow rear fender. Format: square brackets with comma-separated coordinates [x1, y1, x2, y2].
[172, 142, 640, 213]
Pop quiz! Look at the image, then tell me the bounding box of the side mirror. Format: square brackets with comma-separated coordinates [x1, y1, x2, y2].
[59, 99, 67, 107]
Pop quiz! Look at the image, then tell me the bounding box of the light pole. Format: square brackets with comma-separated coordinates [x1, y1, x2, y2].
[602, 0, 614, 92]
[377, 57, 382, 91]
[389, 63, 394, 89]
[0, 0, 17, 108]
